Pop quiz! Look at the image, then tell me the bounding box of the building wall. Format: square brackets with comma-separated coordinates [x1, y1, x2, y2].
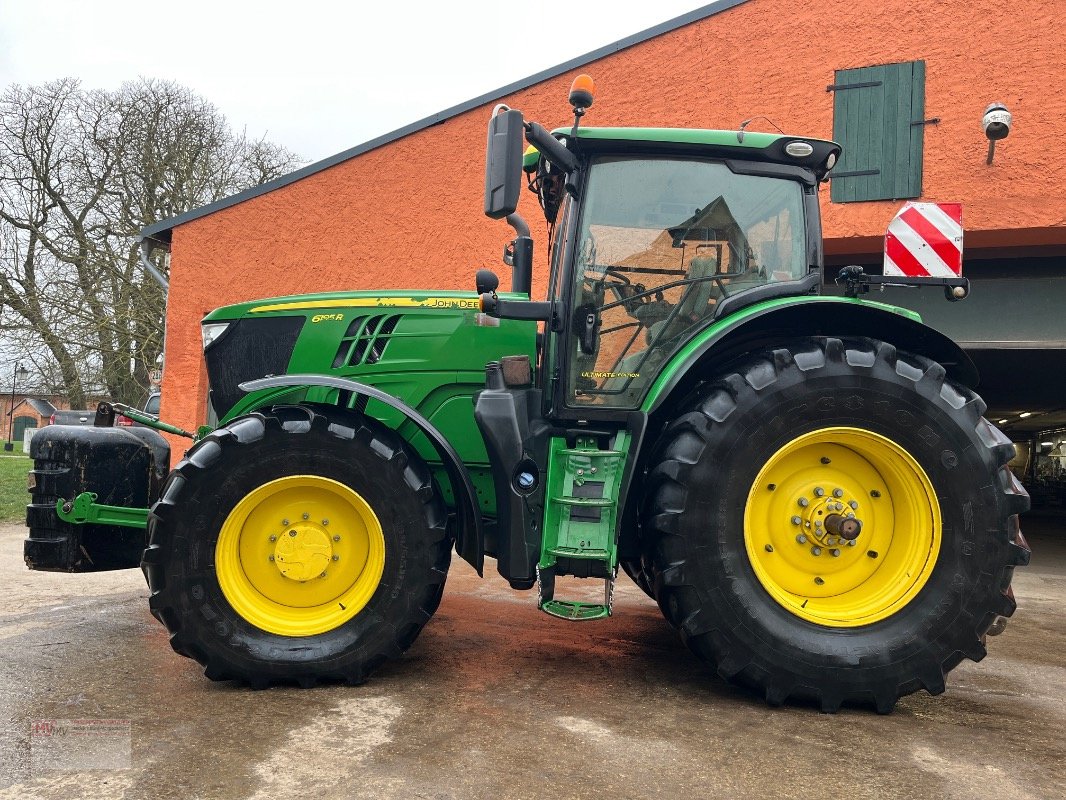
[162, 0, 1065, 431]
[0, 394, 77, 435]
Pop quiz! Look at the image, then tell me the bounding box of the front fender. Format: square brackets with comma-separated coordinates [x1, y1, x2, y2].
[239, 374, 485, 575]
[642, 296, 979, 416]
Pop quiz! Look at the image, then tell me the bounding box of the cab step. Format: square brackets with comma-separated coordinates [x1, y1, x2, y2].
[536, 433, 630, 621]
[537, 566, 615, 621]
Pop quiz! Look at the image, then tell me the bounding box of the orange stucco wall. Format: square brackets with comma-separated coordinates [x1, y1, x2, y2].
[162, 0, 1066, 434]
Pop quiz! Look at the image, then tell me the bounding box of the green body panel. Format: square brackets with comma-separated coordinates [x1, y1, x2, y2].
[211, 289, 537, 515]
[831, 61, 925, 203]
[641, 295, 922, 412]
[539, 434, 629, 569]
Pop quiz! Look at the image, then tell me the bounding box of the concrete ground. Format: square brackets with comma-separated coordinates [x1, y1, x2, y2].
[0, 516, 1063, 800]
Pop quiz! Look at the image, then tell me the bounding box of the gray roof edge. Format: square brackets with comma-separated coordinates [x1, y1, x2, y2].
[141, 0, 750, 242]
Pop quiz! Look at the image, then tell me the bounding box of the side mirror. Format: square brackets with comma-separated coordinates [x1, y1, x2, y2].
[484, 107, 526, 220]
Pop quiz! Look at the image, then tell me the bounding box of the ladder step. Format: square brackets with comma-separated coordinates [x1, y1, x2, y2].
[552, 496, 613, 507]
[558, 448, 623, 458]
[547, 546, 611, 560]
[540, 599, 611, 621]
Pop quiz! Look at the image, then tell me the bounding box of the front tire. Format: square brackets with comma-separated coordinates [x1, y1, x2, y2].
[644, 338, 1030, 712]
[142, 405, 450, 687]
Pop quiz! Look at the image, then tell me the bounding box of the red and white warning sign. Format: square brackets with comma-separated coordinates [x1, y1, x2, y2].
[884, 202, 963, 278]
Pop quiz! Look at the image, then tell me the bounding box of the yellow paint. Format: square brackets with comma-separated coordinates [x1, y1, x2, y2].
[215, 475, 385, 636]
[250, 296, 481, 313]
[743, 427, 941, 627]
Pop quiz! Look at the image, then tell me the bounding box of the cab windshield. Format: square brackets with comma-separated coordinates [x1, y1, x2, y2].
[568, 156, 806, 407]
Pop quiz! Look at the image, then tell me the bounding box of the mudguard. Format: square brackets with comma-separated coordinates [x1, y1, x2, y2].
[643, 296, 979, 416]
[239, 374, 486, 575]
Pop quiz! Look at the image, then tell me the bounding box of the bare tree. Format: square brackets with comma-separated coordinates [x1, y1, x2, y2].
[0, 78, 301, 406]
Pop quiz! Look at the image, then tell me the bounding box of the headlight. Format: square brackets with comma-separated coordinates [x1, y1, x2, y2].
[201, 322, 230, 350]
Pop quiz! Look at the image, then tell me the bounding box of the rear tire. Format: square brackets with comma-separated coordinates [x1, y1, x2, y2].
[643, 337, 1030, 712]
[142, 405, 449, 686]
[620, 558, 654, 598]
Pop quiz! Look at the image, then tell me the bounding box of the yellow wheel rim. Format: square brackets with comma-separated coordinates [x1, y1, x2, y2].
[215, 475, 385, 637]
[744, 427, 940, 627]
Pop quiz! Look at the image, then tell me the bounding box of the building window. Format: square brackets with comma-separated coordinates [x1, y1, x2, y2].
[829, 60, 926, 203]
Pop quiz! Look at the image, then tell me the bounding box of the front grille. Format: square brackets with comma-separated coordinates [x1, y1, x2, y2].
[205, 316, 304, 417]
[331, 314, 403, 368]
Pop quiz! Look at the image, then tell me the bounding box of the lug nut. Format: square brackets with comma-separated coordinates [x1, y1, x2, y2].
[320, 571, 327, 578]
[791, 516, 802, 525]
[322, 519, 329, 526]
[815, 520, 823, 528]
[302, 513, 310, 520]
[798, 498, 810, 508]
[820, 456, 831, 464]
[590, 467, 597, 474]
[289, 530, 297, 537]
[833, 488, 843, 498]
[796, 534, 808, 544]
[767, 483, 776, 491]
[868, 550, 879, 559]
[814, 577, 825, 585]
[577, 469, 584, 476]
[764, 544, 774, 553]
[811, 546, 822, 556]
[830, 549, 841, 557]
[847, 539, 857, 547]
[826, 537, 837, 546]
[282, 518, 289, 526]
[268, 555, 275, 562]
[871, 490, 881, 498]
[849, 500, 859, 510]
[269, 534, 277, 542]
[332, 555, 340, 561]
[333, 535, 341, 542]
[814, 487, 825, 497]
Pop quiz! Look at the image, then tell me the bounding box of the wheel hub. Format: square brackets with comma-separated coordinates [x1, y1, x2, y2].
[215, 475, 385, 637]
[274, 525, 333, 582]
[744, 427, 941, 627]
[793, 488, 863, 551]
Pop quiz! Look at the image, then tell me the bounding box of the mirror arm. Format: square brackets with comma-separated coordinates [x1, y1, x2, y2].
[524, 121, 578, 174]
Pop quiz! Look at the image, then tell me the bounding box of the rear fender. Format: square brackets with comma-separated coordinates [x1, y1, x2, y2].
[239, 374, 485, 575]
[643, 296, 978, 417]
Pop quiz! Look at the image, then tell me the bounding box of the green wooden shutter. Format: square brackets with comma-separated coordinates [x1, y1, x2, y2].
[830, 61, 926, 203]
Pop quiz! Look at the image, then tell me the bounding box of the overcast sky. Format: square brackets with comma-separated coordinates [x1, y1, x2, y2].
[1, 0, 711, 164]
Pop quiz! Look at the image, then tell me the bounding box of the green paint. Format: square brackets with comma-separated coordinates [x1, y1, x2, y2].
[56, 492, 149, 529]
[565, 127, 788, 149]
[536, 432, 631, 621]
[209, 291, 537, 516]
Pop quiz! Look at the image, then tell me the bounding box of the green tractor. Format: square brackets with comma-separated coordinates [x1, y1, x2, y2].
[25, 77, 1030, 712]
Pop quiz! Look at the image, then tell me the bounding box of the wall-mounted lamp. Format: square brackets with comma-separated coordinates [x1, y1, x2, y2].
[983, 102, 1012, 165]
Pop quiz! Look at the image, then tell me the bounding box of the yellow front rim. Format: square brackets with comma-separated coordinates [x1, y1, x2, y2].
[215, 475, 385, 637]
[744, 427, 940, 627]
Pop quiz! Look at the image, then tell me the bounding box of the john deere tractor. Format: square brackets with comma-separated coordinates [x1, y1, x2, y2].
[25, 76, 1030, 712]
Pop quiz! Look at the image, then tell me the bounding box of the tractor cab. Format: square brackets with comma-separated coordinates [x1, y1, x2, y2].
[478, 77, 840, 417]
